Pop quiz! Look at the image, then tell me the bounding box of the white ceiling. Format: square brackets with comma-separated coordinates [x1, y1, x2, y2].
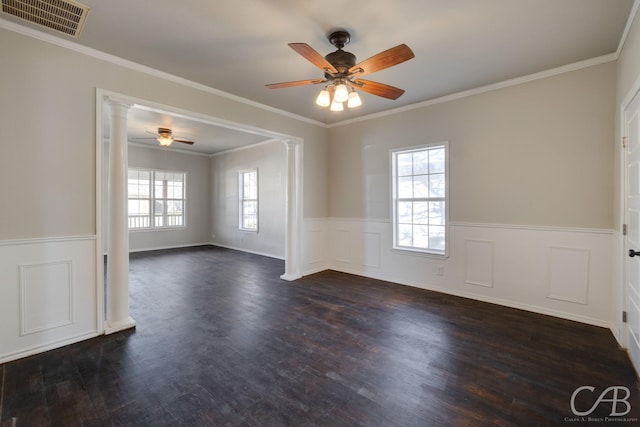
[125, 106, 273, 155]
[2, 0, 637, 154]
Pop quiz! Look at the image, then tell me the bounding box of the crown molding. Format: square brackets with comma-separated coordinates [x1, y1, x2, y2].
[0, 17, 325, 128]
[617, 0, 640, 56]
[328, 52, 618, 128]
[208, 138, 281, 158]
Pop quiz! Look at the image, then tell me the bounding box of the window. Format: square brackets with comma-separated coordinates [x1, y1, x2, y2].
[128, 168, 186, 230]
[392, 143, 448, 255]
[239, 169, 258, 231]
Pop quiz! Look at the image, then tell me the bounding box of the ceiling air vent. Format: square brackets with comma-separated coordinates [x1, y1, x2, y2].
[1, 0, 90, 38]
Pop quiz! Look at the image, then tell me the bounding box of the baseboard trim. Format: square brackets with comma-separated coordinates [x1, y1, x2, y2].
[128, 242, 213, 253]
[210, 243, 285, 260]
[302, 265, 330, 277]
[0, 331, 99, 365]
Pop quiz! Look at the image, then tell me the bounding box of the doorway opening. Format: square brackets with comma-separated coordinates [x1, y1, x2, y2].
[96, 89, 304, 334]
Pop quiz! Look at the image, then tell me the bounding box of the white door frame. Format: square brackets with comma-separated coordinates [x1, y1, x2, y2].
[95, 89, 304, 333]
[620, 76, 640, 351]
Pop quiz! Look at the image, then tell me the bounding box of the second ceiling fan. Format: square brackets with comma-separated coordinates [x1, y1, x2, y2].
[266, 30, 415, 110]
[135, 128, 195, 147]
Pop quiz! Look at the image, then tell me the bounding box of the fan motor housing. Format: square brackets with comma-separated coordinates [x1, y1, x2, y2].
[324, 50, 356, 76]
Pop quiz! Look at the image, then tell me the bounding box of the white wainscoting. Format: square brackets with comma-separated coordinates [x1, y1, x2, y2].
[302, 219, 329, 275]
[302, 218, 614, 328]
[0, 236, 99, 364]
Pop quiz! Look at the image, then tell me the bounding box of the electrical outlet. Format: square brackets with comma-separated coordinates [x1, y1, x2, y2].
[437, 264, 444, 276]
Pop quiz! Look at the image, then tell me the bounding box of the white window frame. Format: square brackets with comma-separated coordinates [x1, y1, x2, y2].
[391, 142, 449, 257]
[239, 169, 258, 232]
[127, 168, 187, 231]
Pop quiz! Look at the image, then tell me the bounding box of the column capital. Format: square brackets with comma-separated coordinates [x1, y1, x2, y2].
[283, 138, 301, 148]
[104, 96, 132, 111]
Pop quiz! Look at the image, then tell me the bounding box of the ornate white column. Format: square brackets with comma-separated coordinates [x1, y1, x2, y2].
[281, 139, 303, 281]
[105, 98, 136, 334]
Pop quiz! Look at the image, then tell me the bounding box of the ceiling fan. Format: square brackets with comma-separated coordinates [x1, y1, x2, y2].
[134, 128, 194, 147]
[265, 30, 415, 111]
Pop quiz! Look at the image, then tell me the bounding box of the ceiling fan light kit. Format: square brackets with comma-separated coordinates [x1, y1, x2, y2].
[266, 30, 414, 112]
[156, 128, 174, 146]
[132, 127, 195, 147]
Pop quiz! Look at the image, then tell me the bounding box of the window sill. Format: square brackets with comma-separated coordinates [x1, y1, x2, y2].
[239, 228, 259, 233]
[391, 247, 449, 260]
[129, 226, 187, 232]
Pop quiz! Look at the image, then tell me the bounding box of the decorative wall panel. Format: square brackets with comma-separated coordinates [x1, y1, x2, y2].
[547, 246, 590, 305]
[464, 239, 494, 288]
[20, 260, 73, 335]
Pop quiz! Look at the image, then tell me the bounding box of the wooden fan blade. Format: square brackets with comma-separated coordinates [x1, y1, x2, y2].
[355, 79, 405, 100]
[265, 79, 324, 89]
[349, 44, 414, 77]
[289, 43, 338, 74]
[174, 139, 194, 145]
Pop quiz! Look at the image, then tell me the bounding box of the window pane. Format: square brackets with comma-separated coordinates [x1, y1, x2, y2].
[167, 200, 183, 215]
[396, 153, 413, 176]
[127, 169, 152, 229]
[155, 181, 164, 198]
[128, 199, 149, 215]
[243, 175, 251, 197]
[166, 181, 182, 199]
[429, 148, 445, 173]
[413, 175, 429, 198]
[398, 201, 412, 224]
[413, 225, 429, 249]
[429, 173, 445, 198]
[413, 151, 429, 175]
[242, 200, 258, 230]
[155, 200, 165, 215]
[398, 176, 413, 198]
[398, 224, 413, 247]
[429, 201, 445, 225]
[243, 201, 257, 215]
[243, 171, 257, 199]
[413, 202, 429, 225]
[128, 170, 151, 198]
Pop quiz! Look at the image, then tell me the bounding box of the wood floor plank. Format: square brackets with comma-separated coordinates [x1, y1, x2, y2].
[1, 245, 638, 426]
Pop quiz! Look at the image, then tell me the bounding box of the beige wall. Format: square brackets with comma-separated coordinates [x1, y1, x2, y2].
[328, 61, 616, 229]
[210, 141, 286, 258]
[0, 28, 329, 240]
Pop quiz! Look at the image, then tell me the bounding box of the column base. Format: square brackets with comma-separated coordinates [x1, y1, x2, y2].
[280, 273, 302, 281]
[104, 316, 136, 335]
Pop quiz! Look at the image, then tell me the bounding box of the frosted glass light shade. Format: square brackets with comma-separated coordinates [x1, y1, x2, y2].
[330, 99, 344, 111]
[315, 89, 331, 107]
[157, 136, 173, 147]
[347, 91, 362, 108]
[334, 83, 349, 102]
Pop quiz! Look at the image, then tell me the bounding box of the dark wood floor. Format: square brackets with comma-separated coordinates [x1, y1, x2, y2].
[1, 246, 638, 426]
